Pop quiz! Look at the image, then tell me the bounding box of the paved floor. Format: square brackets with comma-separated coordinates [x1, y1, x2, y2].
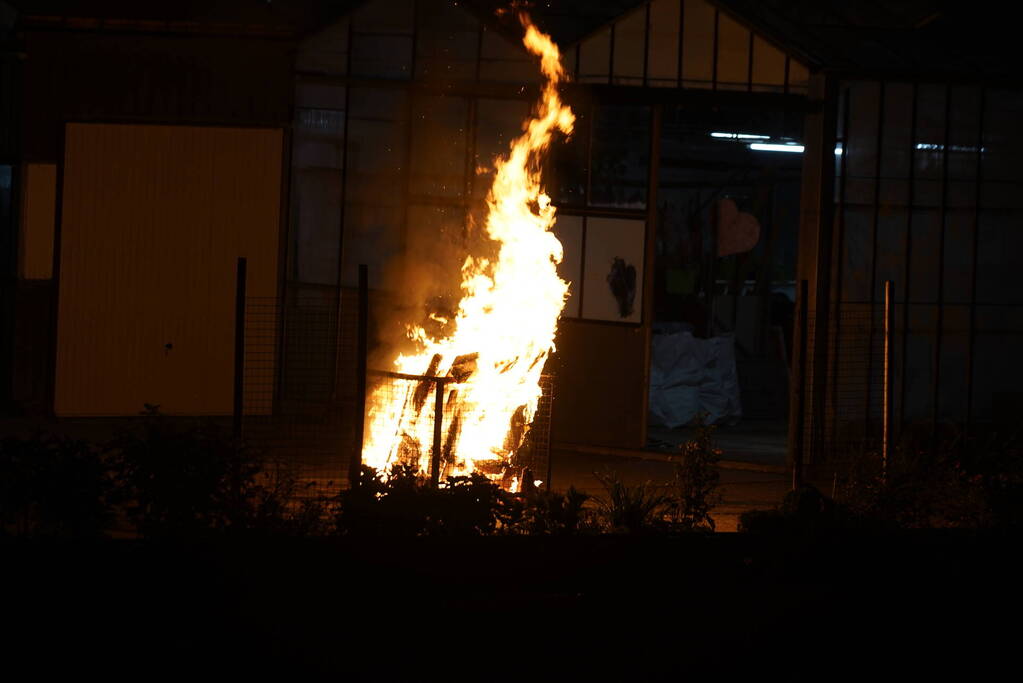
[547, 447, 792, 532]
[548, 417, 794, 531]
[647, 417, 788, 466]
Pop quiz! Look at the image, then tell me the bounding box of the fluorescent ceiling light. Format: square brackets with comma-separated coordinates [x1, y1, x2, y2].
[711, 131, 771, 140]
[916, 143, 986, 153]
[749, 143, 805, 153]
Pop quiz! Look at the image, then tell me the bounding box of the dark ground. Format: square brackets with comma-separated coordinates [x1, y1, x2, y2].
[5, 532, 1020, 680]
[4, 417, 1015, 679]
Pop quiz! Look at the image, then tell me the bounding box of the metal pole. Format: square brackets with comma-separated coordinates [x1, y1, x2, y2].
[965, 88, 987, 439]
[350, 264, 369, 488]
[932, 85, 953, 445]
[864, 83, 887, 443]
[883, 280, 895, 484]
[232, 257, 247, 440]
[791, 279, 808, 490]
[808, 75, 840, 473]
[546, 377, 555, 493]
[431, 378, 445, 486]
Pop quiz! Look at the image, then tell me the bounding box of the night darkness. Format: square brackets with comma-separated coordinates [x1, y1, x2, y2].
[2, 1, 1021, 678]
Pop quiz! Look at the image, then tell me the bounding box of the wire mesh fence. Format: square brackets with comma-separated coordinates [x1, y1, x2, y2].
[800, 302, 888, 467]
[362, 369, 554, 489]
[241, 288, 356, 499]
[240, 284, 554, 496]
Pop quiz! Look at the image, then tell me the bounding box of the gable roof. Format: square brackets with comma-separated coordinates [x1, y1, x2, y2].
[715, 0, 1018, 83]
[10, 0, 1017, 83]
[463, 0, 649, 47]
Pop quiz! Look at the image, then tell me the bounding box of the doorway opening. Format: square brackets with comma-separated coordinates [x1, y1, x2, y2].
[648, 102, 803, 466]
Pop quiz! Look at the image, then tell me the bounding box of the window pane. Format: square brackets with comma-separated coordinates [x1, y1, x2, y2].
[844, 81, 881, 181]
[590, 105, 649, 209]
[908, 208, 941, 303]
[350, 34, 413, 79]
[341, 203, 404, 289]
[976, 209, 1023, 304]
[983, 90, 1023, 183]
[346, 87, 408, 206]
[296, 20, 349, 76]
[409, 95, 468, 198]
[415, 0, 480, 81]
[551, 92, 589, 207]
[405, 203, 467, 310]
[939, 209, 972, 304]
[293, 168, 341, 285]
[839, 206, 872, 302]
[352, 0, 413, 33]
[914, 84, 947, 180]
[479, 26, 538, 83]
[880, 82, 914, 179]
[474, 98, 531, 200]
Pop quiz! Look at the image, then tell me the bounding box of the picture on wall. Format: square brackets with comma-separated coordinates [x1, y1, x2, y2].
[552, 214, 645, 323]
[581, 216, 645, 323]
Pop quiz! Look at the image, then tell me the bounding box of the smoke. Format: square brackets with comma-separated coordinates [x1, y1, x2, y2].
[366, 181, 499, 373]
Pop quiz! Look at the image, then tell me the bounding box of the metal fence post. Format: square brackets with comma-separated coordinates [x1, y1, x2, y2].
[791, 279, 809, 490]
[233, 257, 247, 440]
[350, 264, 369, 488]
[545, 378, 555, 493]
[431, 378, 445, 486]
[883, 280, 895, 484]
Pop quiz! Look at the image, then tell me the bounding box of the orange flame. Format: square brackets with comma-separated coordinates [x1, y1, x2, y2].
[363, 13, 574, 485]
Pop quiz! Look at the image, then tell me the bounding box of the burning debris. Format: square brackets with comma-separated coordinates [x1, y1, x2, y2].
[362, 12, 574, 489]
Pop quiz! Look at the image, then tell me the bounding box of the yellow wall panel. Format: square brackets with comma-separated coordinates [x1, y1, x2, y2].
[716, 13, 750, 91]
[612, 6, 646, 85]
[788, 58, 810, 93]
[55, 123, 282, 416]
[579, 26, 611, 84]
[646, 0, 681, 87]
[682, 0, 715, 88]
[751, 35, 787, 92]
[19, 163, 57, 279]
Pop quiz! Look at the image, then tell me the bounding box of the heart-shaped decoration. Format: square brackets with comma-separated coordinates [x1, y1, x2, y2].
[716, 198, 760, 257]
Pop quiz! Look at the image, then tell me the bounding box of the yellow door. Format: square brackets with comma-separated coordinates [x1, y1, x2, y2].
[55, 123, 282, 416]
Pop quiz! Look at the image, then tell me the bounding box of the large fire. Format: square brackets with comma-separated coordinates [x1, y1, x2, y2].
[361, 13, 574, 487]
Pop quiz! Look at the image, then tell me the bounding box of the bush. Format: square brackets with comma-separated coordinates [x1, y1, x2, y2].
[336, 464, 522, 537]
[835, 435, 991, 530]
[739, 484, 875, 534]
[960, 430, 1023, 529]
[518, 486, 593, 535]
[592, 471, 671, 534]
[109, 405, 313, 538]
[667, 420, 722, 532]
[0, 434, 114, 538]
